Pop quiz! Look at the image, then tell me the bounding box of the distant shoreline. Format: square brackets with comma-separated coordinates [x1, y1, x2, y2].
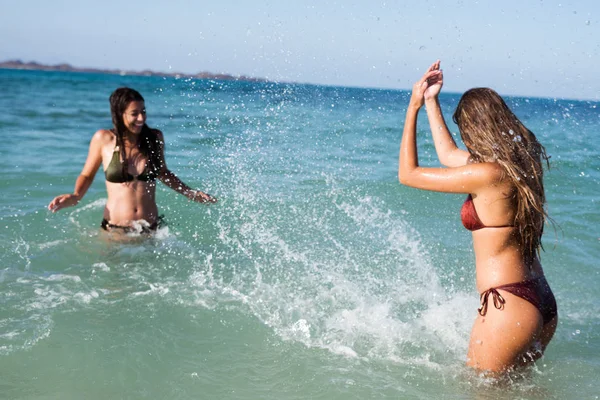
[0, 59, 268, 83]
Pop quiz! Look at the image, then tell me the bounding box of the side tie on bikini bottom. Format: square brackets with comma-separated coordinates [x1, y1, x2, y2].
[476, 277, 557, 324]
[478, 288, 506, 316]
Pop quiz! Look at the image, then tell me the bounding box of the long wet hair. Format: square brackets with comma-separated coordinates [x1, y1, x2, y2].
[452, 88, 550, 263]
[109, 87, 163, 176]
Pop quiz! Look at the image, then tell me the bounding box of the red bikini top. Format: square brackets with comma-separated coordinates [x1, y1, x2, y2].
[461, 195, 514, 231]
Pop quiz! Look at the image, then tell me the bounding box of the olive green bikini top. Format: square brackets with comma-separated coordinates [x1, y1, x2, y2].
[104, 147, 157, 183]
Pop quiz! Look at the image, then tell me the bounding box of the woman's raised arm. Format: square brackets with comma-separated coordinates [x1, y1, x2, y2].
[398, 63, 500, 194]
[423, 61, 470, 167]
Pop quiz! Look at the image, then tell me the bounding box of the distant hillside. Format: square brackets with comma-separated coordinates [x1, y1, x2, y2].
[0, 60, 268, 82]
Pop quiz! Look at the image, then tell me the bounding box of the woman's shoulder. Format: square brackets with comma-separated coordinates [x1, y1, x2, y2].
[86, 129, 116, 153]
[469, 161, 507, 185]
[92, 129, 116, 143]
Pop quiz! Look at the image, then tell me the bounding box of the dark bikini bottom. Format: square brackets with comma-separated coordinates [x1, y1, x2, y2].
[100, 215, 164, 234]
[478, 275, 557, 325]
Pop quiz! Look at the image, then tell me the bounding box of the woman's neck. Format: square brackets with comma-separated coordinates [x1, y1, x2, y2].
[122, 133, 139, 148]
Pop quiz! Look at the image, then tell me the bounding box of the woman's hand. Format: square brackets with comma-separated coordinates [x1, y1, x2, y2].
[424, 60, 443, 100]
[409, 60, 443, 109]
[191, 190, 217, 204]
[48, 193, 80, 212]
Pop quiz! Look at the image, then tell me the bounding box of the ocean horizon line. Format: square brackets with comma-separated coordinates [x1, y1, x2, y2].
[1, 59, 597, 103]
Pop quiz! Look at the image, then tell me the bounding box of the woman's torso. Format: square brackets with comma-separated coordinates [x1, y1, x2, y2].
[100, 131, 159, 225]
[467, 177, 544, 292]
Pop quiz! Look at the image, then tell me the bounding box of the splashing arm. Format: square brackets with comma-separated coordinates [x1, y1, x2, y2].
[155, 131, 217, 204]
[158, 168, 217, 203]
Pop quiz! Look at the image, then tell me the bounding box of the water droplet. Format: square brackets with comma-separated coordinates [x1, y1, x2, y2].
[419, 45, 426, 51]
[509, 129, 515, 135]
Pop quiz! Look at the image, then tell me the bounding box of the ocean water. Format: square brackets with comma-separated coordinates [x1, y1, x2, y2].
[0, 69, 598, 399]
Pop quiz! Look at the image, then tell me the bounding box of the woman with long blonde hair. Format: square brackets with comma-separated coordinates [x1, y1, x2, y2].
[399, 61, 557, 373]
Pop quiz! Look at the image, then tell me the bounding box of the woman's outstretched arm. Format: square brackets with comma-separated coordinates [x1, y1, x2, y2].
[155, 131, 217, 203]
[48, 130, 105, 212]
[159, 168, 216, 203]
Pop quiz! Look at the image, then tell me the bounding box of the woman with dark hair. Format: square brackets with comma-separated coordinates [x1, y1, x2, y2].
[48, 87, 216, 234]
[399, 61, 557, 374]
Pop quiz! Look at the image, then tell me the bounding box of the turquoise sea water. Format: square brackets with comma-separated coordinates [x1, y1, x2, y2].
[0, 69, 599, 399]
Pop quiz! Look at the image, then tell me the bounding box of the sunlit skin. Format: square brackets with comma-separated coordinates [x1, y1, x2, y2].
[48, 98, 216, 231]
[399, 61, 557, 374]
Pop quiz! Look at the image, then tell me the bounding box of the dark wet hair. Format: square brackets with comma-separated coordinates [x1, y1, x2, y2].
[453, 88, 550, 264]
[109, 87, 163, 177]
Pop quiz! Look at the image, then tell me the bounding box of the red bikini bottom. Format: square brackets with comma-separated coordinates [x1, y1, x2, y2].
[478, 276, 557, 325]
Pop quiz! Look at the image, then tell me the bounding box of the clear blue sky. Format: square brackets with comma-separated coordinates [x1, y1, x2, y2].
[1, 0, 598, 100]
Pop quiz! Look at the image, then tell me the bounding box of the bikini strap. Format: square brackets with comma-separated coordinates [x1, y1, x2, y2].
[478, 288, 506, 316]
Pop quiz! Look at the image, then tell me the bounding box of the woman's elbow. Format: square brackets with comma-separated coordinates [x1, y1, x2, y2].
[399, 165, 422, 186]
[398, 170, 411, 186]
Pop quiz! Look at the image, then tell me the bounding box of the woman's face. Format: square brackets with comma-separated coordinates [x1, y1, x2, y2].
[122, 100, 146, 134]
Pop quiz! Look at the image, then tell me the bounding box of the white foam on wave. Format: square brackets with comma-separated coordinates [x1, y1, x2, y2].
[38, 239, 68, 250]
[131, 282, 170, 297]
[92, 262, 110, 273]
[184, 153, 474, 371]
[73, 290, 100, 303]
[67, 198, 106, 229]
[21, 270, 104, 311]
[0, 313, 54, 356]
[0, 257, 115, 355]
[12, 237, 32, 271]
[43, 274, 82, 282]
[153, 225, 171, 240]
[0, 331, 20, 339]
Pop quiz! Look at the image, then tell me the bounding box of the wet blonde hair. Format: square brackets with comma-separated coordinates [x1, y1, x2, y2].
[452, 88, 550, 263]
